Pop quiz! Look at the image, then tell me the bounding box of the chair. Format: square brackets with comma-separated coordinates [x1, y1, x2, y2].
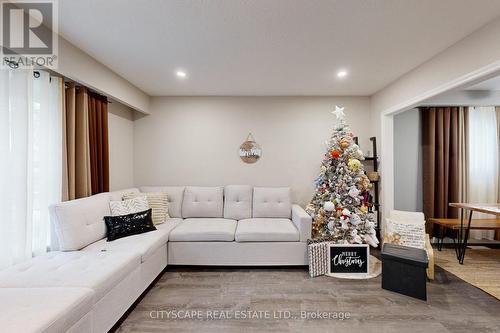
[384, 210, 434, 280]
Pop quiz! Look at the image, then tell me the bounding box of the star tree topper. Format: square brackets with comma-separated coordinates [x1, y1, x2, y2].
[331, 105, 345, 120]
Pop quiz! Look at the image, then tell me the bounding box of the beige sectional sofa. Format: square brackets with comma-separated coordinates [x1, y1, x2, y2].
[0, 185, 311, 332]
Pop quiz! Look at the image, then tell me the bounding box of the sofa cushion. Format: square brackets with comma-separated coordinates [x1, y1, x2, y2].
[109, 196, 149, 216]
[108, 188, 140, 201]
[0, 251, 141, 300]
[252, 187, 291, 218]
[123, 192, 169, 224]
[83, 218, 183, 262]
[140, 186, 185, 218]
[224, 185, 253, 220]
[49, 193, 111, 251]
[0, 287, 94, 333]
[169, 218, 236, 242]
[235, 218, 299, 242]
[182, 186, 224, 218]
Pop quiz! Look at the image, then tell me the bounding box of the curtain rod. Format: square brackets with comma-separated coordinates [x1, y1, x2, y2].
[63, 83, 112, 103]
[5, 59, 111, 103]
[4, 58, 41, 78]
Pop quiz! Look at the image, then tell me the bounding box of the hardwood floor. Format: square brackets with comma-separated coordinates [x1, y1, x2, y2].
[115, 264, 500, 333]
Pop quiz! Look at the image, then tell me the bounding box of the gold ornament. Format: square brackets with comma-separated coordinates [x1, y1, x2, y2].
[315, 214, 326, 225]
[339, 137, 350, 149]
[358, 174, 371, 191]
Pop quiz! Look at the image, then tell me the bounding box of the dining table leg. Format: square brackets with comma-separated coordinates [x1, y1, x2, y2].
[458, 210, 473, 264]
[455, 208, 464, 260]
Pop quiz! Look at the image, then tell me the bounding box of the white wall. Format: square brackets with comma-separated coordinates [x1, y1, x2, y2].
[133, 96, 372, 206]
[57, 36, 150, 114]
[369, 16, 500, 216]
[108, 101, 135, 191]
[371, 17, 500, 117]
[393, 109, 422, 212]
[422, 89, 500, 106]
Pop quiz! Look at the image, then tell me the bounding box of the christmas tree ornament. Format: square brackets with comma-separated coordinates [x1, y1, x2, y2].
[363, 234, 379, 247]
[358, 175, 371, 191]
[323, 201, 335, 211]
[339, 137, 350, 149]
[327, 220, 335, 231]
[342, 208, 351, 216]
[330, 150, 341, 158]
[353, 234, 363, 244]
[348, 186, 360, 198]
[350, 214, 361, 225]
[307, 106, 379, 246]
[348, 158, 362, 171]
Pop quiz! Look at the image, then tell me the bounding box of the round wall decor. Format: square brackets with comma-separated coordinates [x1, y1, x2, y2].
[239, 133, 262, 164]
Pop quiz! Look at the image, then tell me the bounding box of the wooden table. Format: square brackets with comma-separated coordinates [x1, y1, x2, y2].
[448, 203, 500, 264]
[429, 217, 500, 256]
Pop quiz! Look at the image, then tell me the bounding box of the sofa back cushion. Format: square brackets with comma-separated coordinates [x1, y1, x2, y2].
[252, 187, 291, 218]
[224, 185, 252, 220]
[49, 193, 111, 251]
[139, 186, 185, 218]
[182, 186, 223, 218]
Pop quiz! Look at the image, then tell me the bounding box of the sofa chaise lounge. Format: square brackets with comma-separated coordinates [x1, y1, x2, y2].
[0, 185, 311, 333]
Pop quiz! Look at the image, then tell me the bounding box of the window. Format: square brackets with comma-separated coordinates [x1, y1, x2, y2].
[0, 69, 62, 268]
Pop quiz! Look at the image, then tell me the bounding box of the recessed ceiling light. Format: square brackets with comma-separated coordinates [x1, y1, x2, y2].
[176, 70, 187, 78]
[337, 70, 348, 78]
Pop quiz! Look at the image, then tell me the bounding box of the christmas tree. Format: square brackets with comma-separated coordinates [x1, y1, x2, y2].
[306, 106, 379, 247]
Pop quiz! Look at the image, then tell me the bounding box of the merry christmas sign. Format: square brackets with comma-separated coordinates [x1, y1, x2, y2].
[327, 244, 369, 275]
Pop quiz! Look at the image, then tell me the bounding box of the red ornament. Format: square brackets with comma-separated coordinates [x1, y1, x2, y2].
[330, 150, 341, 158]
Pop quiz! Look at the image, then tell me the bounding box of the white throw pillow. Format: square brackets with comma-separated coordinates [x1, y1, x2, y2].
[110, 196, 149, 216]
[384, 218, 426, 249]
[123, 192, 169, 225]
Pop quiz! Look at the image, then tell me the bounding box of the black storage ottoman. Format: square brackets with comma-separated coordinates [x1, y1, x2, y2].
[381, 243, 428, 300]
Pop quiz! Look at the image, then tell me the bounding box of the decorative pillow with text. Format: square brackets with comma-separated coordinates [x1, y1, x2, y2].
[104, 209, 156, 241]
[384, 218, 426, 249]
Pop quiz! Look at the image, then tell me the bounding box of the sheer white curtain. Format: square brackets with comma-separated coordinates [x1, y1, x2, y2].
[468, 106, 499, 240]
[32, 71, 63, 256]
[0, 69, 62, 269]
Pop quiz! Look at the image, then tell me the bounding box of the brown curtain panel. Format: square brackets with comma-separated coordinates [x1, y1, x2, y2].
[88, 92, 109, 195]
[421, 106, 465, 236]
[62, 83, 92, 200]
[496, 107, 500, 241]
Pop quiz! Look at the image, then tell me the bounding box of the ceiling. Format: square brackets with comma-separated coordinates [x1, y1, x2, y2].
[58, 0, 500, 96]
[465, 75, 500, 90]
